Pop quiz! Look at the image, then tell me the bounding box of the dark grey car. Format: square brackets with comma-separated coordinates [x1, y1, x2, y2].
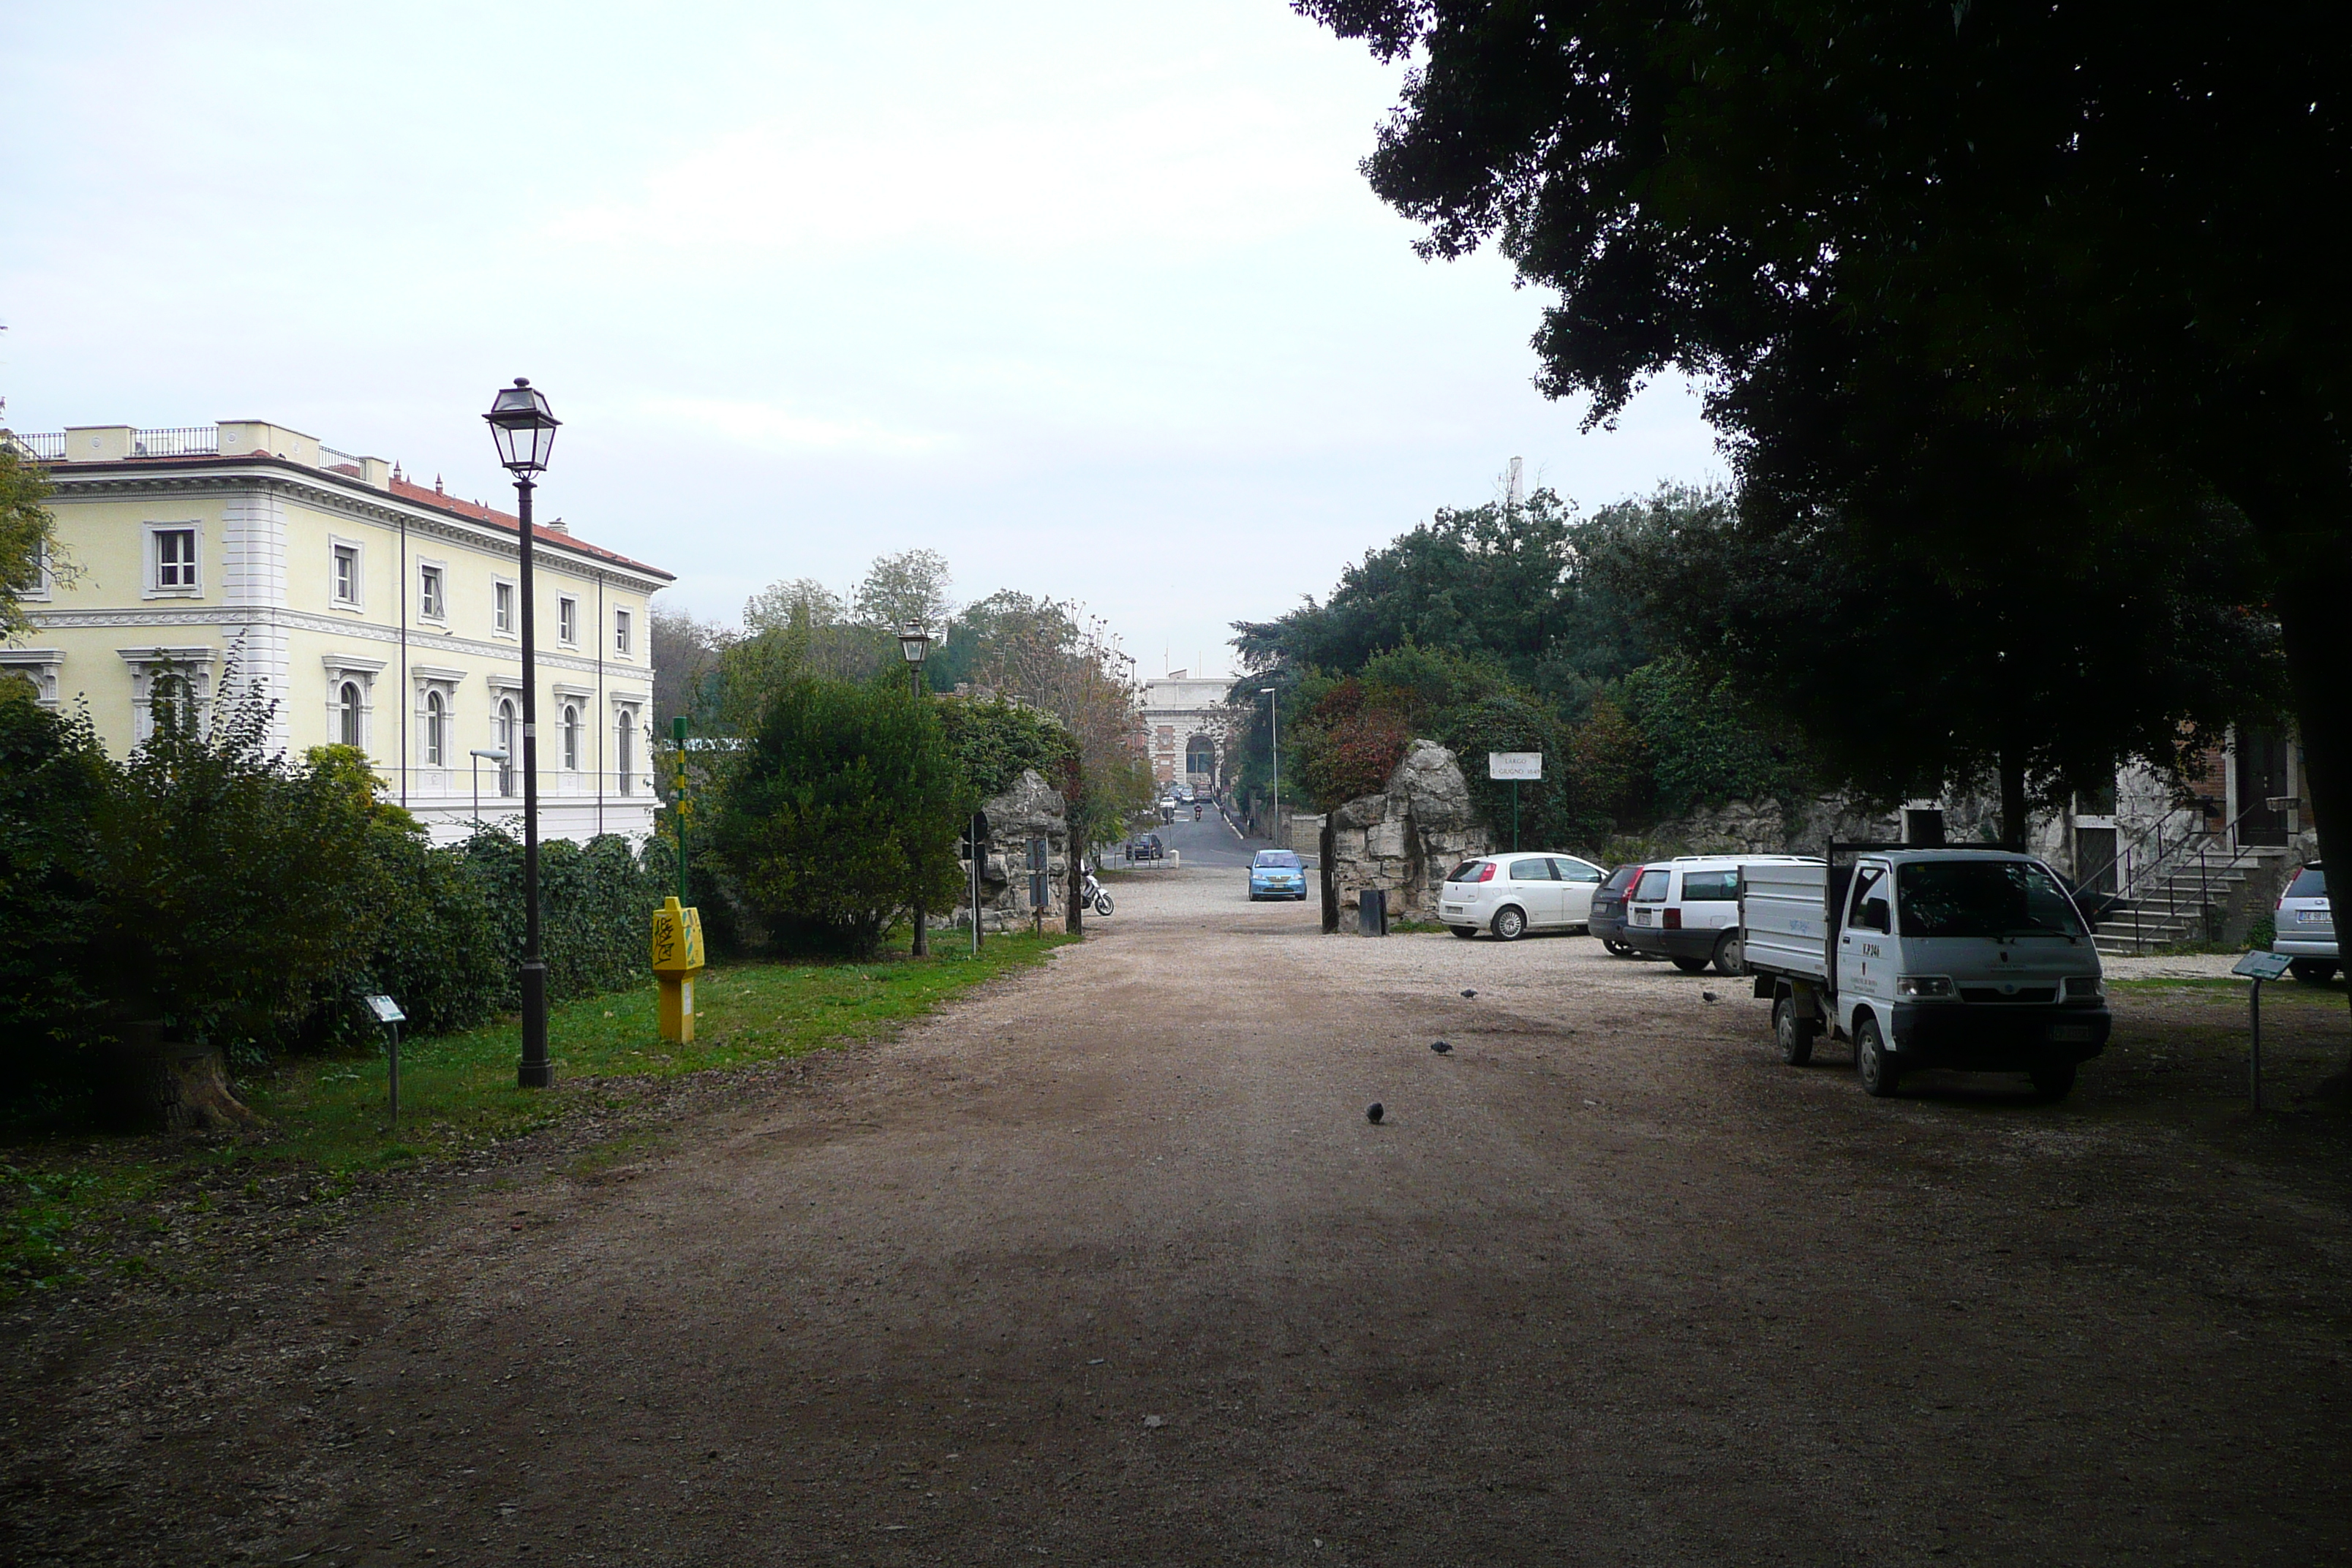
[1588, 864, 1644, 957]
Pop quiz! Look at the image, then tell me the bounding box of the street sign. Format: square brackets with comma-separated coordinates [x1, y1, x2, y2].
[1488, 752, 1543, 781]
[363, 995, 406, 1024]
[2232, 951, 2293, 980]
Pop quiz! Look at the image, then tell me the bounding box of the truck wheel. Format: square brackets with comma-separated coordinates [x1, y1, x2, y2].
[1492, 906, 1527, 941]
[1712, 931, 1746, 976]
[2029, 1063, 2078, 1101]
[1670, 956, 1709, 974]
[1773, 995, 1817, 1066]
[1854, 1014, 1902, 1097]
[1449, 925, 1477, 939]
[2288, 960, 2339, 984]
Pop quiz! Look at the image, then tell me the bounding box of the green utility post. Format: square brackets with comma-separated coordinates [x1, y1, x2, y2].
[671, 716, 690, 903]
[1512, 780, 1520, 852]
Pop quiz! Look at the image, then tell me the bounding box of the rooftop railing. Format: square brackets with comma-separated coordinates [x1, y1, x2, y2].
[7, 431, 67, 460]
[132, 426, 221, 457]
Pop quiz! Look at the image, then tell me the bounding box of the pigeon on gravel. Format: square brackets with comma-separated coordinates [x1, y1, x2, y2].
[1366, 1102, 1384, 1123]
[1460, 989, 1477, 998]
[1430, 1041, 1452, 1055]
[1702, 991, 1719, 1003]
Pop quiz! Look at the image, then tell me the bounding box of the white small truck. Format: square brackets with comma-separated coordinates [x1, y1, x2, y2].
[1741, 846, 2111, 1101]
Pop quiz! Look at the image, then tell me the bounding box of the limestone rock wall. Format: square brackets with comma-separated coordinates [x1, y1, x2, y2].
[951, 769, 1068, 934]
[1326, 739, 1494, 919]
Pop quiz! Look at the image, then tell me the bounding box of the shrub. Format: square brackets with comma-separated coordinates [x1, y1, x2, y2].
[712, 676, 970, 958]
[0, 689, 108, 1117]
[936, 695, 1079, 801]
[460, 828, 663, 1006]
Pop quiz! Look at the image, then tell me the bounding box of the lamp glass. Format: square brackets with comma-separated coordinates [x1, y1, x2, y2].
[484, 378, 561, 474]
[897, 622, 933, 665]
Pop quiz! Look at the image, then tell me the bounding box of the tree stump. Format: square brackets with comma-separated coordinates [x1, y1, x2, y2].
[101, 1022, 259, 1134]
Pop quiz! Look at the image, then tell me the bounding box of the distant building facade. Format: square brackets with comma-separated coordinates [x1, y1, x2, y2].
[6, 418, 672, 844]
[1138, 674, 1232, 789]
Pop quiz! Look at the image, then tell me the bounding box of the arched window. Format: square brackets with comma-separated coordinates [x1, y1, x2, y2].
[424, 690, 446, 766]
[338, 682, 363, 747]
[562, 704, 580, 770]
[497, 699, 519, 796]
[616, 710, 636, 795]
[151, 674, 191, 733]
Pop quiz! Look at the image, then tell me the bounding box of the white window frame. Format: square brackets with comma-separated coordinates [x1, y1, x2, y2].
[412, 666, 463, 771]
[143, 522, 203, 598]
[417, 559, 449, 623]
[495, 696, 520, 796]
[0, 648, 64, 706]
[613, 701, 641, 794]
[119, 646, 219, 740]
[557, 595, 578, 647]
[320, 655, 385, 752]
[613, 607, 633, 659]
[328, 536, 365, 611]
[16, 539, 53, 603]
[492, 576, 518, 638]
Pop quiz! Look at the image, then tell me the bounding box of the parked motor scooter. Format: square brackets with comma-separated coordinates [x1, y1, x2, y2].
[1082, 862, 1114, 917]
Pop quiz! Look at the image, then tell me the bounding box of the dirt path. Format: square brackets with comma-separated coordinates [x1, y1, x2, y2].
[9, 870, 2352, 1565]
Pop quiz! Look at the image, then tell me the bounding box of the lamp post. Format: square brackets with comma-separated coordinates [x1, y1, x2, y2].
[467, 746, 508, 826]
[897, 620, 935, 957]
[1260, 686, 1279, 846]
[483, 378, 560, 1090]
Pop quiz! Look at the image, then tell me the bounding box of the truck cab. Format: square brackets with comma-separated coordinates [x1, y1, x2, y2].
[1743, 848, 2111, 1101]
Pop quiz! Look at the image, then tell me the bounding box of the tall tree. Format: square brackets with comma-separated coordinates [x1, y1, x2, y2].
[1303, 3, 2352, 1059]
[853, 549, 954, 632]
[0, 442, 60, 637]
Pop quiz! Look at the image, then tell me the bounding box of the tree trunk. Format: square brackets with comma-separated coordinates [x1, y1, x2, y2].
[101, 1022, 257, 1134]
[1998, 747, 2029, 852]
[1320, 815, 1340, 933]
[1066, 834, 1084, 936]
[2265, 535, 2352, 1088]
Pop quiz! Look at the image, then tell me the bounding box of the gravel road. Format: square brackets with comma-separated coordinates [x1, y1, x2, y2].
[9, 867, 2352, 1566]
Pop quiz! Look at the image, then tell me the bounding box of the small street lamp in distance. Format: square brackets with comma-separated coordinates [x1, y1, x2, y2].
[1259, 687, 1279, 847]
[483, 378, 560, 1090]
[467, 746, 508, 826]
[898, 620, 935, 957]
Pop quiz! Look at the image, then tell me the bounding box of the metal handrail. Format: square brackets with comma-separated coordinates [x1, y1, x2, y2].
[2084, 799, 2282, 954]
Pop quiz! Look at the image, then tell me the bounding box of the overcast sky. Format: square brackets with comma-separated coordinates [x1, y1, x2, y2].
[2, 0, 1720, 679]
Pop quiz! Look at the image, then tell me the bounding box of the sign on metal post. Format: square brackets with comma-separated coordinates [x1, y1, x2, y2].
[1488, 754, 1542, 851]
[364, 995, 405, 1128]
[2232, 950, 2293, 1109]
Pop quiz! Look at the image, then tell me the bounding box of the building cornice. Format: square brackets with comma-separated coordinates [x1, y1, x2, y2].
[42, 461, 673, 592]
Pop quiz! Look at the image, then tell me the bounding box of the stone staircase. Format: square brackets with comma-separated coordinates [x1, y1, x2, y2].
[2089, 846, 2287, 956]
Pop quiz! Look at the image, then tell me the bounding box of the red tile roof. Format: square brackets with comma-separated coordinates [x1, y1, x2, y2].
[383, 474, 672, 580]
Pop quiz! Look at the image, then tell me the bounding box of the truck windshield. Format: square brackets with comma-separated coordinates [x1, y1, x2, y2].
[1896, 860, 2086, 939]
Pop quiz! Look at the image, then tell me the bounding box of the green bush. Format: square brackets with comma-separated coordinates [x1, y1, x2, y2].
[459, 828, 663, 1006]
[936, 695, 1078, 800]
[713, 676, 971, 958]
[0, 690, 109, 1118]
[1613, 656, 1808, 815]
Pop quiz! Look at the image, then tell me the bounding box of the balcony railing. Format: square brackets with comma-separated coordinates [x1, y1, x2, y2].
[7, 431, 66, 460]
[320, 445, 366, 475]
[132, 426, 221, 457]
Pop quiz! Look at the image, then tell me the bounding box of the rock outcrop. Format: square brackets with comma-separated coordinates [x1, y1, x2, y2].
[1326, 739, 1493, 919]
[953, 769, 1068, 933]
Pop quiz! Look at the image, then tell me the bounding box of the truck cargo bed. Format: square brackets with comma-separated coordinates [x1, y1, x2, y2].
[1741, 861, 1831, 982]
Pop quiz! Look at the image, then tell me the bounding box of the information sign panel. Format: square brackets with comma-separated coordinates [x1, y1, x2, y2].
[2233, 951, 2293, 980]
[1488, 752, 1543, 781]
[364, 995, 406, 1024]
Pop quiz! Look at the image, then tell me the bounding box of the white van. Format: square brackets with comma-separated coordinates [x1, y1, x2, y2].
[1621, 855, 1821, 974]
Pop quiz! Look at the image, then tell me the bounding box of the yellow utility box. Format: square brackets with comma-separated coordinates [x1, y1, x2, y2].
[650, 896, 706, 1043]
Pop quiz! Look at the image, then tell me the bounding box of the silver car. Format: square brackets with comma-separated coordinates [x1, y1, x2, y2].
[2274, 862, 2337, 982]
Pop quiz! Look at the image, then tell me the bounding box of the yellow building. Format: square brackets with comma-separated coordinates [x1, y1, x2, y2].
[7, 418, 672, 844]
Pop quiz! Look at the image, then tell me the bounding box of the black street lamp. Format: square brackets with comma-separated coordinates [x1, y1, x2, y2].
[898, 620, 935, 957]
[485, 378, 560, 1089]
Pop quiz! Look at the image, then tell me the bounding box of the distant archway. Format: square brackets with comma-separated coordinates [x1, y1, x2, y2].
[1185, 736, 1216, 783]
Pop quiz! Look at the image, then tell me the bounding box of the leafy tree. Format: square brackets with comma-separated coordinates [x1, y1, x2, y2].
[852, 548, 954, 632]
[712, 677, 970, 958]
[1232, 489, 1648, 705]
[0, 442, 61, 636]
[1591, 490, 2284, 843]
[967, 599, 1153, 851]
[1303, 1, 2352, 1053]
[936, 695, 1079, 802]
[0, 687, 109, 1115]
[744, 577, 845, 634]
[90, 679, 387, 1055]
[650, 606, 734, 736]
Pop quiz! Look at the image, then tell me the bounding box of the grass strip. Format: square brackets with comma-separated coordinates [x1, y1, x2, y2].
[1, 932, 1071, 1298]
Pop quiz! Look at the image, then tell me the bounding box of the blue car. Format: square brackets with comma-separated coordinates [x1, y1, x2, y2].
[1249, 849, 1310, 901]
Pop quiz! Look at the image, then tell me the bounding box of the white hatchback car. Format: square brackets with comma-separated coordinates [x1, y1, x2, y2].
[2274, 862, 2337, 982]
[1441, 853, 1608, 940]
